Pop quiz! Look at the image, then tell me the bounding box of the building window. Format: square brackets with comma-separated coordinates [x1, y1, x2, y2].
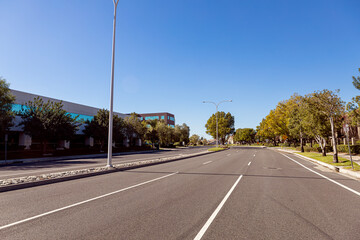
[170, 117, 175, 121]
[145, 116, 159, 120]
[161, 116, 165, 120]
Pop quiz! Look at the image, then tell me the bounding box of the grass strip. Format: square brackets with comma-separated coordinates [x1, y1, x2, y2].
[297, 152, 360, 171]
[208, 147, 227, 152]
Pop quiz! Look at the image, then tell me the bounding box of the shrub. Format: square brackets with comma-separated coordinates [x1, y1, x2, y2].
[337, 144, 360, 154]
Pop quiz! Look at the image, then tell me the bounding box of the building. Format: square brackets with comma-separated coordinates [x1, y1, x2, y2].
[8, 89, 129, 149]
[138, 112, 175, 128]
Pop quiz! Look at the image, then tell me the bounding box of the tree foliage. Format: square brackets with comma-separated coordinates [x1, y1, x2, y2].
[0, 78, 15, 137]
[84, 109, 126, 150]
[234, 128, 256, 144]
[18, 97, 79, 152]
[189, 134, 200, 145]
[205, 111, 235, 144]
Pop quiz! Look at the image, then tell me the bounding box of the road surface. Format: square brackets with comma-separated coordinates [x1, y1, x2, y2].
[1, 147, 360, 239]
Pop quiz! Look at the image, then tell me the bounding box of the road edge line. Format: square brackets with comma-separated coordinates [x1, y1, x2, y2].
[0, 172, 178, 231]
[194, 175, 243, 240]
[279, 153, 360, 197]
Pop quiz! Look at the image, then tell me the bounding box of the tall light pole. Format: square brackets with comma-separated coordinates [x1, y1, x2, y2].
[203, 100, 232, 148]
[107, 0, 120, 168]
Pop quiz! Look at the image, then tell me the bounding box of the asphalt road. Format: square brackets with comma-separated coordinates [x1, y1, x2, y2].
[0, 146, 210, 179]
[1, 147, 360, 240]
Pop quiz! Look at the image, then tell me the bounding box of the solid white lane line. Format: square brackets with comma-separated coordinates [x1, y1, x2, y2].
[203, 161, 212, 165]
[280, 153, 360, 197]
[248, 162, 251, 166]
[194, 175, 243, 240]
[0, 172, 178, 230]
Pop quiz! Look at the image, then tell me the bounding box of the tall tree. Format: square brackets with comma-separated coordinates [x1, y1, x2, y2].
[18, 97, 79, 153]
[310, 90, 345, 161]
[156, 120, 175, 147]
[0, 78, 15, 137]
[189, 134, 200, 146]
[205, 112, 235, 144]
[234, 128, 256, 144]
[145, 119, 159, 148]
[124, 113, 147, 147]
[174, 123, 190, 145]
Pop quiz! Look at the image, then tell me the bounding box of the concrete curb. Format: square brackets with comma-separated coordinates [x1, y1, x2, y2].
[0, 150, 217, 193]
[0, 150, 161, 166]
[273, 148, 360, 179]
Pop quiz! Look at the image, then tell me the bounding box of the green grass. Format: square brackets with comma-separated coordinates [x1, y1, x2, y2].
[208, 147, 227, 152]
[297, 152, 360, 171]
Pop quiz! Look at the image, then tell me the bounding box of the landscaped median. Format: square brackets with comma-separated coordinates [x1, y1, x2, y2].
[0, 149, 216, 192]
[208, 147, 229, 152]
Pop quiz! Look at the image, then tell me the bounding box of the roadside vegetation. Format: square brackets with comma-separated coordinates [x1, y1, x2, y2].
[208, 146, 228, 152]
[297, 152, 360, 171]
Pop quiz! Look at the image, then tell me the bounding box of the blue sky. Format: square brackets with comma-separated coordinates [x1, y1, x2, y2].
[1, 0, 360, 138]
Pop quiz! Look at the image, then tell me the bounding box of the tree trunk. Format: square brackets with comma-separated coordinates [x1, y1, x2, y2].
[315, 135, 326, 156]
[330, 116, 338, 163]
[300, 131, 304, 152]
[42, 140, 47, 154]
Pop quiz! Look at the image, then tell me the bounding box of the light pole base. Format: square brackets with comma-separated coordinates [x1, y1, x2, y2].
[106, 165, 114, 168]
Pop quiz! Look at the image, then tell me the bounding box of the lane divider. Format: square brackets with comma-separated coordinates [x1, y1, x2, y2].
[280, 153, 360, 197]
[248, 162, 251, 166]
[0, 172, 178, 231]
[194, 175, 243, 240]
[203, 161, 212, 165]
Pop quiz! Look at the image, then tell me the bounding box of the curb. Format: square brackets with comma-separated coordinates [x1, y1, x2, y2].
[0, 150, 216, 193]
[273, 148, 360, 179]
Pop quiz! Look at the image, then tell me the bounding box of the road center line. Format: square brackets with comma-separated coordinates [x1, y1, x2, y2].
[202, 161, 212, 165]
[194, 175, 243, 240]
[280, 153, 360, 197]
[248, 162, 251, 166]
[0, 172, 178, 231]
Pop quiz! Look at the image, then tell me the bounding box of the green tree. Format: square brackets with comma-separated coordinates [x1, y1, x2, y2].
[0, 78, 15, 137]
[124, 113, 147, 147]
[18, 97, 79, 153]
[205, 112, 235, 144]
[234, 128, 256, 144]
[174, 123, 190, 145]
[84, 109, 125, 151]
[156, 120, 175, 147]
[145, 119, 159, 148]
[307, 90, 344, 160]
[189, 134, 200, 146]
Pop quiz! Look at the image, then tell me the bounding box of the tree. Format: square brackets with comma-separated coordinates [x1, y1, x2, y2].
[205, 112, 235, 144]
[156, 120, 175, 147]
[124, 113, 147, 147]
[308, 90, 345, 161]
[234, 128, 256, 144]
[18, 97, 79, 153]
[287, 94, 308, 152]
[145, 119, 159, 148]
[256, 117, 277, 145]
[84, 109, 125, 150]
[189, 134, 200, 146]
[352, 68, 360, 90]
[174, 123, 190, 145]
[0, 78, 15, 138]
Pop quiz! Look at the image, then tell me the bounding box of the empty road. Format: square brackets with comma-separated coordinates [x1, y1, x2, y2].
[1, 147, 360, 239]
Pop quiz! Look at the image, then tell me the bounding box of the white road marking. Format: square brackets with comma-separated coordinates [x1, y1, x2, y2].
[280, 153, 360, 197]
[0, 172, 178, 230]
[253, 154, 256, 157]
[248, 162, 251, 166]
[227, 154, 231, 156]
[203, 161, 212, 165]
[194, 175, 243, 240]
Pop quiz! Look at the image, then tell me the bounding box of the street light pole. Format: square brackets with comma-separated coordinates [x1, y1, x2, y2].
[203, 100, 232, 148]
[344, 124, 354, 170]
[107, 0, 120, 168]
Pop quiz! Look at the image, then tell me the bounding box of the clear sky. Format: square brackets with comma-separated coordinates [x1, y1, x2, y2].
[1, 0, 360, 139]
